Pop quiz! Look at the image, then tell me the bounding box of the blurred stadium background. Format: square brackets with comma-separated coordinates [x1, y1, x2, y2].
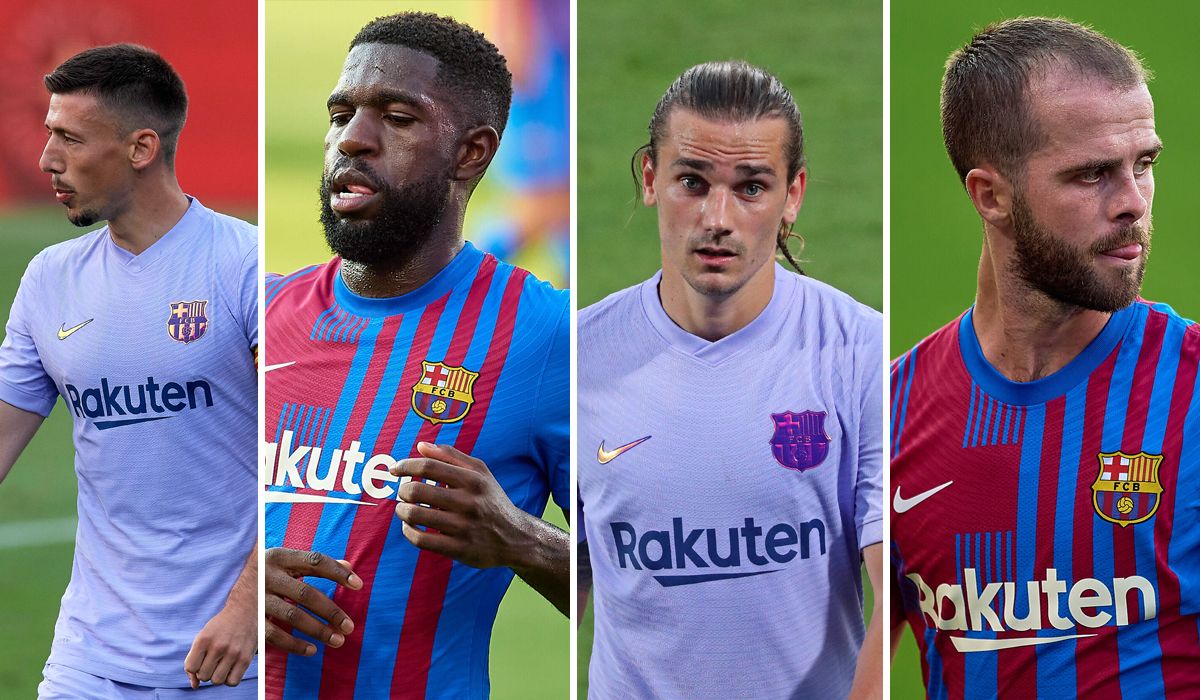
[0, 1, 255, 695]
[891, 3, 1200, 697]
[265, 1, 568, 698]
[577, 0, 882, 695]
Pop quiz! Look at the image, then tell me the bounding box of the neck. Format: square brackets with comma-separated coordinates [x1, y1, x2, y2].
[974, 234, 1111, 382]
[106, 173, 189, 255]
[340, 229, 464, 299]
[658, 262, 774, 342]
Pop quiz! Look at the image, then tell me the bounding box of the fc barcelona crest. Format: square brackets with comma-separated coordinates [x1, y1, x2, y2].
[1092, 451, 1164, 527]
[411, 361, 479, 425]
[770, 410, 830, 472]
[167, 300, 209, 344]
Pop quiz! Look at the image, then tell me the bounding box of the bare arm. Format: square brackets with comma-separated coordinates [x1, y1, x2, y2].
[0, 400, 45, 484]
[848, 542, 884, 700]
[184, 540, 258, 688]
[391, 442, 569, 616]
[890, 555, 908, 658]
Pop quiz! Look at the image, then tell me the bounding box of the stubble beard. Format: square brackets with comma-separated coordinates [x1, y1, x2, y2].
[1009, 191, 1150, 313]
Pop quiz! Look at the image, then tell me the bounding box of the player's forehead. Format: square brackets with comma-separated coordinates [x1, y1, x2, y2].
[1025, 70, 1158, 165]
[658, 108, 790, 178]
[329, 43, 445, 113]
[45, 92, 121, 135]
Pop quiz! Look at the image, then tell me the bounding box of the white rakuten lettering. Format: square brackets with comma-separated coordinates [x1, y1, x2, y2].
[262, 430, 431, 502]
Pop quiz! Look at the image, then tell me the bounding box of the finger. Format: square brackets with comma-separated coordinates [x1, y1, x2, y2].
[265, 620, 317, 656]
[395, 502, 466, 534]
[187, 670, 200, 690]
[266, 567, 355, 634]
[265, 594, 348, 646]
[401, 521, 460, 557]
[396, 480, 466, 510]
[416, 441, 487, 472]
[269, 548, 362, 589]
[209, 653, 235, 687]
[225, 657, 252, 687]
[198, 646, 220, 683]
[389, 456, 475, 487]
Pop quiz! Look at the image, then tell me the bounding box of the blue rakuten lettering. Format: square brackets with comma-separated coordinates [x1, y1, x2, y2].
[609, 517, 828, 576]
[65, 376, 215, 426]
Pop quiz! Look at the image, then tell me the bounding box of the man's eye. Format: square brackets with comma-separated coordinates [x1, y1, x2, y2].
[680, 176, 702, 190]
[329, 113, 351, 126]
[1134, 159, 1156, 176]
[745, 183, 764, 196]
[386, 114, 416, 125]
[1078, 169, 1103, 183]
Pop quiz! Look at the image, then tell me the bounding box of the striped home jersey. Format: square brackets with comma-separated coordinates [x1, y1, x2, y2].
[890, 301, 1200, 699]
[263, 242, 568, 699]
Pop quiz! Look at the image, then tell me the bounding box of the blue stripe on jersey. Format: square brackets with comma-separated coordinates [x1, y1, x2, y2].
[266, 265, 320, 307]
[963, 532, 998, 700]
[1115, 315, 1183, 698]
[894, 540, 949, 700]
[962, 382, 977, 448]
[893, 347, 917, 456]
[1015, 404, 1044, 621]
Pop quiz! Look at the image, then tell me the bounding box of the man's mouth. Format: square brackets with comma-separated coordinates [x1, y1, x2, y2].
[52, 181, 74, 205]
[694, 246, 738, 266]
[328, 170, 379, 214]
[1097, 242, 1144, 262]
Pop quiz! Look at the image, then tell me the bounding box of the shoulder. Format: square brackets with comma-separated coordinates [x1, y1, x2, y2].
[891, 314, 964, 378]
[785, 270, 881, 347]
[22, 228, 110, 280]
[195, 204, 256, 261]
[579, 279, 646, 337]
[265, 259, 334, 311]
[1136, 298, 1200, 357]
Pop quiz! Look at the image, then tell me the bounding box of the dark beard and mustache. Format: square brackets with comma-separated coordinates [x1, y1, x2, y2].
[1009, 192, 1151, 312]
[319, 161, 451, 267]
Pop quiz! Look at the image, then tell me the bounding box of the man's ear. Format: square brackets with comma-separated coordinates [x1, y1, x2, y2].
[129, 129, 162, 171]
[782, 167, 807, 225]
[642, 152, 658, 206]
[454, 125, 500, 182]
[964, 165, 1014, 229]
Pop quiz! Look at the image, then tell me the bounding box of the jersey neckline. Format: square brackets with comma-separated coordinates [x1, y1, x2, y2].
[958, 302, 1139, 405]
[639, 263, 794, 363]
[333, 241, 484, 317]
[106, 195, 205, 273]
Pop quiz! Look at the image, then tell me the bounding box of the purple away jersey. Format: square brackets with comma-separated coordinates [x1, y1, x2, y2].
[578, 266, 883, 699]
[0, 198, 258, 687]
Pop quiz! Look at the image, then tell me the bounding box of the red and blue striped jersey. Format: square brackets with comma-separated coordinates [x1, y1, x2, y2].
[263, 243, 568, 699]
[891, 300, 1200, 699]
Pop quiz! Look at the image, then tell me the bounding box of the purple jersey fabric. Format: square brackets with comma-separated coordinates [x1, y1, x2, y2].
[578, 265, 883, 698]
[0, 198, 257, 687]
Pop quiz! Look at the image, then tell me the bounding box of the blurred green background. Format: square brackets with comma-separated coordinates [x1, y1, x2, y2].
[577, 0, 882, 695]
[265, 2, 567, 698]
[891, 3, 1200, 697]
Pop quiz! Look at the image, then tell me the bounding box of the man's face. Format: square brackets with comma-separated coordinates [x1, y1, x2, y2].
[1007, 72, 1159, 311]
[39, 92, 135, 227]
[643, 109, 804, 299]
[321, 43, 460, 266]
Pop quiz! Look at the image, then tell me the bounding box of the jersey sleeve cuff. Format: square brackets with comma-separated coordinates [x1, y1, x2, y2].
[858, 516, 882, 550]
[0, 382, 56, 418]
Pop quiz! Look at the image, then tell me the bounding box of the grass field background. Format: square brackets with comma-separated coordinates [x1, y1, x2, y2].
[891, 3, 1200, 697]
[265, 2, 567, 697]
[577, 0, 882, 695]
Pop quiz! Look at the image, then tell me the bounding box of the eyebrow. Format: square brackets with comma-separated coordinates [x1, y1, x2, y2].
[327, 88, 426, 113]
[1061, 143, 1163, 176]
[670, 158, 777, 178]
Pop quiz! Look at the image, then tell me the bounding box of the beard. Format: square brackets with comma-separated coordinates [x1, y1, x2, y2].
[319, 161, 451, 267]
[68, 209, 102, 227]
[1008, 192, 1150, 312]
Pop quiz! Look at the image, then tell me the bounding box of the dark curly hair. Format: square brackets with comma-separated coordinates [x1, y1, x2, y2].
[352, 12, 513, 140]
[44, 43, 188, 165]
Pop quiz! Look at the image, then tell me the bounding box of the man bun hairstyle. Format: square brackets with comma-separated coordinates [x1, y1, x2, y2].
[941, 17, 1149, 184]
[352, 11, 513, 140]
[636, 60, 807, 273]
[44, 44, 188, 165]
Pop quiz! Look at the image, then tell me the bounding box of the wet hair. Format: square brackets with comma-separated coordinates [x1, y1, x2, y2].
[352, 11, 513, 140]
[44, 43, 188, 165]
[634, 60, 807, 273]
[941, 17, 1149, 183]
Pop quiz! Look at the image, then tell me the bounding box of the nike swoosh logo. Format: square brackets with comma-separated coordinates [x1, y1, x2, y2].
[951, 632, 1095, 652]
[264, 361, 296, 373]
[597, 436, 651, 464]
[57, 319, 93, 340]
[893, 480, 954, 513]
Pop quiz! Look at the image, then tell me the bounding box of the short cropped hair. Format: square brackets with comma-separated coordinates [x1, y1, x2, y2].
[44, 44, 188, 165]
[941, 17, 1149, 183]
[352, 12, 513, 140]
[638, 60, 807, 273]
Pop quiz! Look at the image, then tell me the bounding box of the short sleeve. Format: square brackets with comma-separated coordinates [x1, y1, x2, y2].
[532, 299, 569, 510]
[239, 242, 258, 350]
[0, 253, 59, 416]
[855, 315, 884, 550]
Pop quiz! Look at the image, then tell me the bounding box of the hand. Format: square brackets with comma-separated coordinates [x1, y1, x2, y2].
[264, 548, 362, 656]
[184, 602, 256, 688]
[389, 442, 531, 569]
